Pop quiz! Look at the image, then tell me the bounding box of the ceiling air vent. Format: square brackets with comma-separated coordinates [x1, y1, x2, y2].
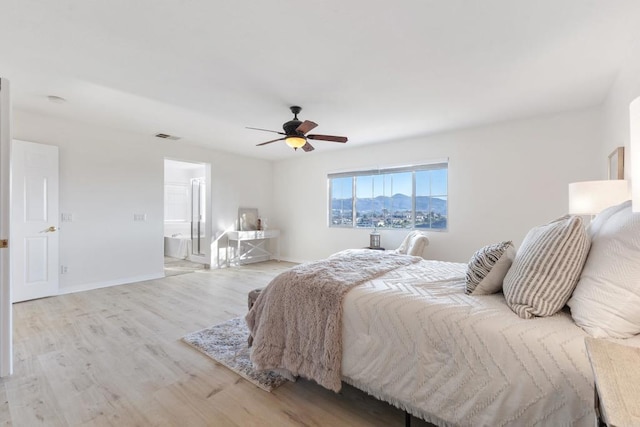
[155, 133, 181, 141]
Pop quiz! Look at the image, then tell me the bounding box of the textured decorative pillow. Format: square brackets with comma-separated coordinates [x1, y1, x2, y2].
[585, 199, 629, 240]
[568, 200, 640, 338]
[465, 241, 515, 295]
[406, 233, 429, 257]
[502, 215, 590, 319]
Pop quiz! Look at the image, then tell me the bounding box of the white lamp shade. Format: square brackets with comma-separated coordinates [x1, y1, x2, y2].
[568, 180, 630, 215]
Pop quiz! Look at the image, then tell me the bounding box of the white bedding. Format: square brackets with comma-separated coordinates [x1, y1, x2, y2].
[341, 259, 596, 427]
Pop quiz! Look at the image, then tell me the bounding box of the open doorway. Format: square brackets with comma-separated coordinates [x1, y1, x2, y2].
[163, 159, 211, 276]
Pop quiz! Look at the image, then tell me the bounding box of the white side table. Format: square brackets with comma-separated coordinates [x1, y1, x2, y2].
[226, 229, 280, 266]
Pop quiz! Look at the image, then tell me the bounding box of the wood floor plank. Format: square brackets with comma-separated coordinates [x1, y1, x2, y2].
[4, 261, 431, 426]
[0, 378, 12, 425]
[4, 359, 68, 426]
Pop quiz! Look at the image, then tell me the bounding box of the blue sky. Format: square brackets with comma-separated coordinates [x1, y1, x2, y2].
[331, 169, 447, 199]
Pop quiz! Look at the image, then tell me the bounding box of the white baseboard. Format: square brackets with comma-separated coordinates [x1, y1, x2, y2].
[57, 271, 165, 295]
[275, 257, 308, 264]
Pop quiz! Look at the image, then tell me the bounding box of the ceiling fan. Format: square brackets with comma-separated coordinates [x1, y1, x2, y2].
[247, 106, 348, 152]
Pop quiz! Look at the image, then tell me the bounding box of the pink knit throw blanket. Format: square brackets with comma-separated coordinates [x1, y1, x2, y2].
[245, 249, 421, 392]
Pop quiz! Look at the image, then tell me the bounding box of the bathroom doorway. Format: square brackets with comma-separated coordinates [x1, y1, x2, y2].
[163, 159, 211, 274]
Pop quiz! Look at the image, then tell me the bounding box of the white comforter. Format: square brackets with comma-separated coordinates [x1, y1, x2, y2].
[341, 260, 595, 427]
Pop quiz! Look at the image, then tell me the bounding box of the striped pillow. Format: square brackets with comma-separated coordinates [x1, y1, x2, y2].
[465, 241, 515, 295]
[503, 215, 590, 319]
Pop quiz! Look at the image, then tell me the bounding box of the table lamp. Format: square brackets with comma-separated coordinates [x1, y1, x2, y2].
[568, 180, 630, 218]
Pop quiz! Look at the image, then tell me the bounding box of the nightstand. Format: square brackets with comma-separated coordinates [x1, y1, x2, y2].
[585, 337, 640, 427]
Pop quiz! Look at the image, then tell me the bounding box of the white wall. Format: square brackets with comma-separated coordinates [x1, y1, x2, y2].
[602, 39, 640, 180]
[273, 108, 603, 263]
[13, 110, 274, 293]
[9, 104, 610, 291]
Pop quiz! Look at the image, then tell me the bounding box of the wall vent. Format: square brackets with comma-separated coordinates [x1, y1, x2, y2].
[155, 133, 181, 141]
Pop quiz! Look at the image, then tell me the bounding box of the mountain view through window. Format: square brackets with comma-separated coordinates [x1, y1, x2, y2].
[329, 163, 448, 230]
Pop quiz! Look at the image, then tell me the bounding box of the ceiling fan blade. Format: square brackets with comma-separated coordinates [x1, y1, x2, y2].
[307, 134, 348, 143]
[301, 142, 315, 152]
[246, 127, 286, 135]
[256, 137, 286, 146]
[296, 120, 318, 135]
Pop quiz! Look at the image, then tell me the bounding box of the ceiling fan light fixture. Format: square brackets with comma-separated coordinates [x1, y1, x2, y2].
[285, 136, 306, 149]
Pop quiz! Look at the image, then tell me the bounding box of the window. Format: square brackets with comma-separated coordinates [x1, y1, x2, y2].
[164, 183, 189, 222]
[330, 176, 353, 226]
[328, 162, 448, 230]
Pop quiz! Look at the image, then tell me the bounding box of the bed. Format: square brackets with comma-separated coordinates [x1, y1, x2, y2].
[247, 200, 640, 427]
[342, 260, 594, 426]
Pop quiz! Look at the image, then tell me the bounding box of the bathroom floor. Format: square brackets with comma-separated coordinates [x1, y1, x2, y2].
[163, 256, 206, 277]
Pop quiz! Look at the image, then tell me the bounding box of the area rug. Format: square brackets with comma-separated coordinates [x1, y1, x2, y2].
[182, 317, 289, 392]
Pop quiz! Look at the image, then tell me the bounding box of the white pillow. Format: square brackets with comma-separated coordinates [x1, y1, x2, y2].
[568, 200, 640, 338]
[406, 234, 429, 257]
[465, 241, 515, 295]
[586, 199, 629, 240]
[394, 231, 416, 254]
[503, 215, 590, 319]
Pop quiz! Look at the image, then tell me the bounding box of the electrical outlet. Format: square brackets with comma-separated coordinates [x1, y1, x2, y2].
[60, 265, 68, 274]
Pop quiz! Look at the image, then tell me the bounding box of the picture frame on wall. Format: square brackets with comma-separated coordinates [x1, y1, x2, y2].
[608, 147, 624, 180]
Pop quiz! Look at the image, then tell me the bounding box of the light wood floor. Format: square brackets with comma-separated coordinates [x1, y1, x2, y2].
[2, 261, 433, 426]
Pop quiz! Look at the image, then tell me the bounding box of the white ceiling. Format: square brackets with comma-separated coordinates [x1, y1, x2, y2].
[1, 0, 639, 160]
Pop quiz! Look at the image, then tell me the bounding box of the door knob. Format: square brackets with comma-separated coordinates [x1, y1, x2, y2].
[46, 226, 57, 232]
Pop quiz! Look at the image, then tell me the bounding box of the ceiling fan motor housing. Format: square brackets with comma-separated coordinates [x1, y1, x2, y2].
[284, 106, 304, 135]
[283, 119, 303, 135]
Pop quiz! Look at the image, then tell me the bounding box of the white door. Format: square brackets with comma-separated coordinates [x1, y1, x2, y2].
[11, 140, 59, 303]
[0, 77, 13, 376]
